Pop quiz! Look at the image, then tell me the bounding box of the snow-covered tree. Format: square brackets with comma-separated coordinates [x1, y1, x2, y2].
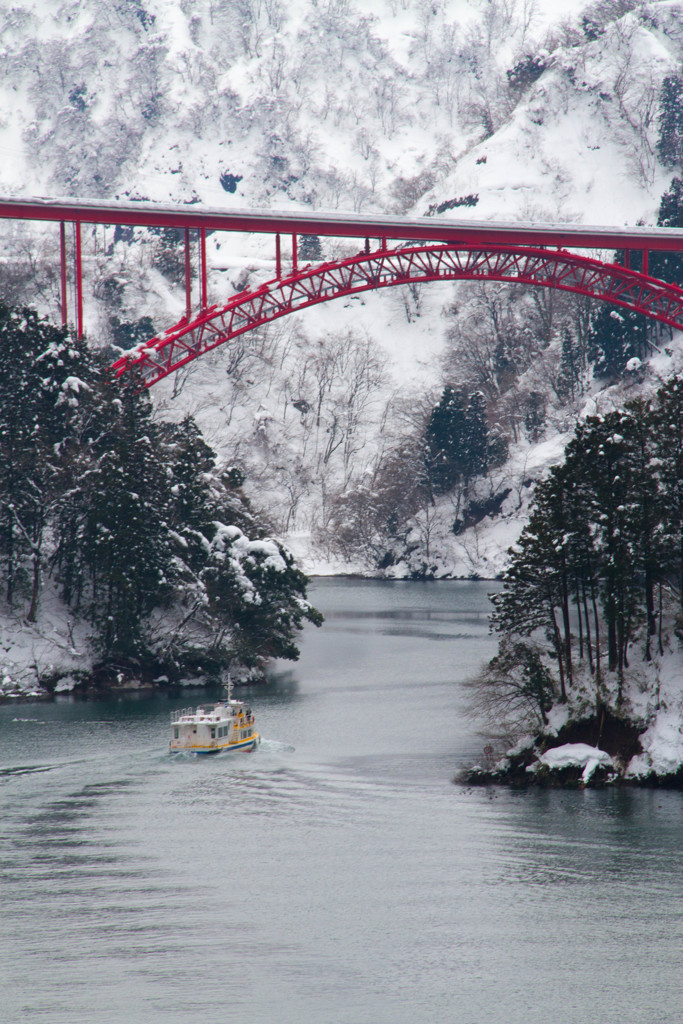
[424, 385, 491, 494]
[650, 178, 683, 285]
[586, 304, 649, 379]
[656, 74, 683, 171]
[0, 304, 90, 619]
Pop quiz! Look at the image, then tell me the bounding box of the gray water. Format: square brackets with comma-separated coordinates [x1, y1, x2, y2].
[1, 579, 681, 1024]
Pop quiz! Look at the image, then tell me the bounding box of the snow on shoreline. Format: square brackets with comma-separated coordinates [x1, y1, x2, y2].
[0, 586, 92, 701]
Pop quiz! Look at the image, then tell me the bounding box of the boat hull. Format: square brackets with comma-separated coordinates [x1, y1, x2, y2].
[170, 733, 260, 755]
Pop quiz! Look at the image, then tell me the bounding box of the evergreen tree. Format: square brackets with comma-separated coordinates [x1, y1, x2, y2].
[570, 415, 641, 692]
[656, 75, 683, 171]
[110, 315, 155, 350]
[652, 376, 683, 615]
[650, 178, 683, 285]
[299, 234, 323, 262]
[76, 380, 175, 657]
[506, 53, 547, 93]
[524, 391, 546, 442]
[424, 386, 490, 494]
[629, 402, 667, 661]
[0, 304, 90, 618]
[587, 304, 648, 378]
[200, 525, 323, 667]
[162, 415, 222, 542]
[492, 472, 572, 701]
[556, 327, 584, 403]
[466, 391, 490, 476]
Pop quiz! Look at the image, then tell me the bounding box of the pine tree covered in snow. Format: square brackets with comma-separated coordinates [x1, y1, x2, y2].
[650, 177, 683, 284]
[586, 305, 649, 378]
[424, 386, 491, 494]
[0, 304, 90, 618]
[656, 74, 683, 171]
[73, 379, 175, 658]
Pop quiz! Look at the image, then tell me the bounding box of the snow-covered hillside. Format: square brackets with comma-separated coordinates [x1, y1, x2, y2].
[2, 0, 683, 581]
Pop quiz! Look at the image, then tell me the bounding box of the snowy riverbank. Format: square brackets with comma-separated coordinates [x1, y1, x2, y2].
[463, 697, 683, 789]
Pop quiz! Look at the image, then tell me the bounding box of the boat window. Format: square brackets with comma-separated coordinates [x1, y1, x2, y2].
[174, 728, 179, 739]
[210, 728, 216, 738]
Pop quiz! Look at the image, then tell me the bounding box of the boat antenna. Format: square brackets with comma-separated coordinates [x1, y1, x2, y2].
[226, 672, 233, 702]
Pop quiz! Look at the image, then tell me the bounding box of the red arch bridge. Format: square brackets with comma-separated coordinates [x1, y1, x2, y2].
[1, 197, 683, 388]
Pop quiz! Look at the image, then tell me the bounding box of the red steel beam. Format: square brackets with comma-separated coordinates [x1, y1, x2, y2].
[1, 196, 683, 252]
[111, 242, 683, 389]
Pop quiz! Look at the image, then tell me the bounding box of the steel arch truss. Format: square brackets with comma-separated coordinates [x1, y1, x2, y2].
[112, 243, 683, 387]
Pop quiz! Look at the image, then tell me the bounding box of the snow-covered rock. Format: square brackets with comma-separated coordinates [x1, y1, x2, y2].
[627, 710, 683, 778]
[535, 742, 614, 783]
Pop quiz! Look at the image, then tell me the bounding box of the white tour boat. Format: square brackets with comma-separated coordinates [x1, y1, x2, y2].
[169, 685, 259, 755]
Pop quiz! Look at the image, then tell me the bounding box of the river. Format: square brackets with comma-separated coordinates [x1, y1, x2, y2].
[1, 579, 681, 1023]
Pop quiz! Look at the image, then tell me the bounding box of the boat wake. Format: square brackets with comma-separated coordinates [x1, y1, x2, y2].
[167, 737, 295, 758]
[0, 763, 60, 778]
[259, 738, 295, 753]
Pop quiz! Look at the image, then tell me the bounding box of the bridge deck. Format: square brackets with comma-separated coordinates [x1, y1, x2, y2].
[0, 195, 682, 251]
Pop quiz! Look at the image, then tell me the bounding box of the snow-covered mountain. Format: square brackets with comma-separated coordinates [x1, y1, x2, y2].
[3, 0, 683, 580]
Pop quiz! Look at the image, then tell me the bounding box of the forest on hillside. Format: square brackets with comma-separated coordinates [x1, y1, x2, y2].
[2, 0, 683, 584]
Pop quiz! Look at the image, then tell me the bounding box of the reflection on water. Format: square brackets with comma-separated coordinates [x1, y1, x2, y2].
[325, 607, 489, 621]
[0, 579, 681, 1024]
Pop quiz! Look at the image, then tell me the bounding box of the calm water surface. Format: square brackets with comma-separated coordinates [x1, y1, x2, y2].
[1, 580, 681, 1023]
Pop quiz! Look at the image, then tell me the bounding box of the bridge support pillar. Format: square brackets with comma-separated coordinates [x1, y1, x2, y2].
[200, 228, 208, 310]
[74, 221, 84, 339]
[59, 221, 68, 327]
[292, 233, 297, 273]
[276, 233, 281, 279]
[184, 227, 192, 320]
[642, 250, 648, 275]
